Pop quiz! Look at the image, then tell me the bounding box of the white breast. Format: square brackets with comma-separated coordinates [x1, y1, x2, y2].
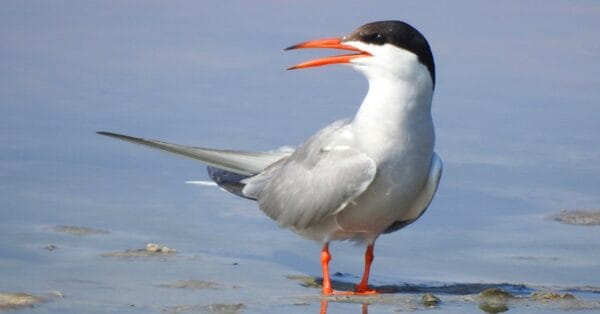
[331, 60, 435, 240]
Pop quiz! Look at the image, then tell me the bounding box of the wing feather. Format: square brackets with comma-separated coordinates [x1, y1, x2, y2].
[384, 152, 442, 233]
[97, 131, 289, 176]
[243, 121, 377, 229]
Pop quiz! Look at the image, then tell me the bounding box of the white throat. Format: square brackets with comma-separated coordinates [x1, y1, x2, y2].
[350, 61, 434, 161]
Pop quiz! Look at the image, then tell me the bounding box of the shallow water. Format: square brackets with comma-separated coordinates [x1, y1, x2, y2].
[1, 1, 600, 313]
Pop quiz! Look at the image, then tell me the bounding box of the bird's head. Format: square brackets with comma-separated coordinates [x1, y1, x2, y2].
[286, 20, 435, 89]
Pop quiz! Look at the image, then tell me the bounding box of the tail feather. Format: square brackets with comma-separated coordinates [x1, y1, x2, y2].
[207, 166, 255, 200]
[97, 131, 290, 176]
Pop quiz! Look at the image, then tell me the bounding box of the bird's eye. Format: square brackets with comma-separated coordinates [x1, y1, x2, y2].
[362, 32, 385, 45]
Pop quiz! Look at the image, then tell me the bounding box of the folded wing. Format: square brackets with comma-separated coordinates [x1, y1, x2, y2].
[242, 121, 377, 229]
[384, 152, 442, 233]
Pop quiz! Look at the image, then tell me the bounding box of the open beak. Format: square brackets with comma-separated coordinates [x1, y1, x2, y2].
[285, 37, 371, 70]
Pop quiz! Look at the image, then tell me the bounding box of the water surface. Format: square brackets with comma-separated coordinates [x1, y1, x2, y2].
[1, 1, 599, 313]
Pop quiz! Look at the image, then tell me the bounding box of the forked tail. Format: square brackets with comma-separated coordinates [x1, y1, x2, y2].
[97, 131, 290, 198]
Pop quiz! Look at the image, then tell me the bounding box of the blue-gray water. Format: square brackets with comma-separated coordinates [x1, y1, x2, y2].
[1, 1, 599, 313]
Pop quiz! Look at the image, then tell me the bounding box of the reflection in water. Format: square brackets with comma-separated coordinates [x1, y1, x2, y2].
[478, 301, 509, 313]
[319, 298, 369, 314]
[303, 273, 533, 295]
[302, 277, 547, 314]
[313, 282, 600, 313]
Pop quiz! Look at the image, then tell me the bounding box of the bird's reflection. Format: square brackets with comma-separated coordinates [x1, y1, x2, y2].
[319, 298, 369, 314]
[306, 278, 528, 313]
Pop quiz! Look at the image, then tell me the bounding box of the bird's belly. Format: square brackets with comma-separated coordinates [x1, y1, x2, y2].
[334, 153, 431, 238]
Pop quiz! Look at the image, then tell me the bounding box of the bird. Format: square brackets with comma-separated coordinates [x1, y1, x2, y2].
[98, 20, 442, 295]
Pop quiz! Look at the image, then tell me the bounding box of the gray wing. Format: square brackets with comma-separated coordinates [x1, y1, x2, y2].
[384, 152, 442, 233]
[410, 152, 443, 218]
[242, 121, 377, 229]
[97, 132, 290, 176]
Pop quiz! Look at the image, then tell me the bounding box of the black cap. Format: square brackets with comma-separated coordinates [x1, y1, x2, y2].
[345, 21, 435, 87]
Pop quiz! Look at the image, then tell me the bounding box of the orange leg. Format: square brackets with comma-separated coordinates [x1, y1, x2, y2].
[355, 243, 377, 294]
[319, 298, 328, 314]
[321, 242, 378, 296]
[321, 242, 333, 295]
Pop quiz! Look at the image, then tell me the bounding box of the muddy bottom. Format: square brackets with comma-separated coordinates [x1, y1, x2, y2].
[50, 225, 110, 236]
[162, 303, 245, 314]
[0, 293, 44, 310]
[101, 243, 176, 258]
[0, 291, 62, 311]
[551, 209, 600, 226]
[158, 279, 224, 290]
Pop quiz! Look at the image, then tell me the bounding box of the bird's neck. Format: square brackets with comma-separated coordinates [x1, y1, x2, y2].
[352, 76, 434, 158]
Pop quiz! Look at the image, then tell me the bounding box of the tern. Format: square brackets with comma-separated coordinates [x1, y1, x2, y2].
[99, 20, 442, 295]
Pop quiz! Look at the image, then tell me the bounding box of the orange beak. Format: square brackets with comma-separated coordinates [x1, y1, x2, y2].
[285, 37, 371, 70]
